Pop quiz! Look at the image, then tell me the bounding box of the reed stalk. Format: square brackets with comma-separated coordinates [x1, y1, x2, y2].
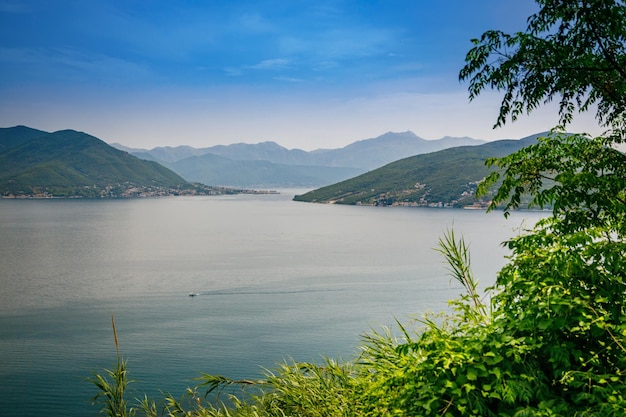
[89, 314, 135, 417]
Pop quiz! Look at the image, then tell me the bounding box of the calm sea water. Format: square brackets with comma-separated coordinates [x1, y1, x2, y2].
[0, 192, 544, 416]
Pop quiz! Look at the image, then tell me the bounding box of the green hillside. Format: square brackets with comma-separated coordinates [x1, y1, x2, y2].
[294, 133, 544, 207]
[0, 125, 49, 151]
[0, 126, 204, 198]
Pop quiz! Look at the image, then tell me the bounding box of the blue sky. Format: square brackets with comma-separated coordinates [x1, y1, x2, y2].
[0, 0, 601, 149]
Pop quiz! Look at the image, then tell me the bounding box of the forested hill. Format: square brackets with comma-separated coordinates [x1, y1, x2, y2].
[0, 126, 211, 198]
[293, 133, 546, 207]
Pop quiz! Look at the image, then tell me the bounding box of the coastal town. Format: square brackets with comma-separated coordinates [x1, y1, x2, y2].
[1, 182, 278, 199]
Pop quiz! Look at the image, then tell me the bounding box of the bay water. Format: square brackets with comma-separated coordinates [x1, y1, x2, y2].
[0, 192, 544, 416]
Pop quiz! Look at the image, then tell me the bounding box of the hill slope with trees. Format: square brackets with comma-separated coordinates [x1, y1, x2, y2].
[293, 133, 544, 207]
[0, 126, 237, 198]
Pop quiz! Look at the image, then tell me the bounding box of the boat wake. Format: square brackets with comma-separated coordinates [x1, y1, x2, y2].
[188, 287, 344, 297]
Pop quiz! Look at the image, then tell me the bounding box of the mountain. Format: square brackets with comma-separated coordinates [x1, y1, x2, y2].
[0, 125, 49, 151]
[293, 133, 546, 207]
[0, 126, 232, 198]
[111, 143, 209, 163]
[168, 153, 363, 188]
[203, 141, 315, 166]
[308, 131, 485, 169]
[114, 131, 485, 188]
[116, 131, 484, 170]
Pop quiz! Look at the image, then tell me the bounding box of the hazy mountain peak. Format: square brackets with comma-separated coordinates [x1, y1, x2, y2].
[352, 130, 424, 145]
[439, 135, 478, 141]
[379, 130, 420, 138]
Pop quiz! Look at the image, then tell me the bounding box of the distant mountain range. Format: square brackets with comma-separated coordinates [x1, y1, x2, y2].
[293, 133, 547, 208]
[0, 126, 252, 198]
[112, 131, 485, 188]
[0, 125, 545, 201]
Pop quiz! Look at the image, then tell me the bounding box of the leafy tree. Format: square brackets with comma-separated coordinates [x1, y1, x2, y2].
[457, 0, 626, 415]
[460, 0, 626, 130]
[354, 1, 626, 415]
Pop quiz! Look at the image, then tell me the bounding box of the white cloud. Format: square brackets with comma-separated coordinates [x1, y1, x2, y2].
[249, 58, 291, 70]
[273, 76, 305, 83]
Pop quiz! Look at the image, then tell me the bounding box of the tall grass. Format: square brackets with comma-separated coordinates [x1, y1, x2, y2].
[88, 315, 135, 417]
[89, 231, 486, 416]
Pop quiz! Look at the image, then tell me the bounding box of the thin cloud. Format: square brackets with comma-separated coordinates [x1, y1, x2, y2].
[312, 60, 340, 71]
[249, 58, 291, 70]
[0, 1, 33, 13]
[273, 76, 305, 83]
[277, 27, 394, 61]
[223, 67, 244, 77]
[236, 12, 276, 34]
[0, 46, 155, 84]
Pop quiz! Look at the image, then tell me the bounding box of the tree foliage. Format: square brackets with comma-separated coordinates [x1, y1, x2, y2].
[478, 129, 626, 234]
[460, 0, 626, 129]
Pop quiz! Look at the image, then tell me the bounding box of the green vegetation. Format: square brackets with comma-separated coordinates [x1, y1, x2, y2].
[91, 1, 626, 415]
[0, 127, 188, 197]
[89, 316, 134, 417]
[293, 134, 543, 207]
[0, 127, 252, 198]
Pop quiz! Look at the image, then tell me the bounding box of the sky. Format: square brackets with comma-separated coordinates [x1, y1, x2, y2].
[0, 0, 604, 150]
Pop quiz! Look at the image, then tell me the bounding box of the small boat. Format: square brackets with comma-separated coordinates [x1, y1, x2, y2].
[189, 292, 200, 297]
